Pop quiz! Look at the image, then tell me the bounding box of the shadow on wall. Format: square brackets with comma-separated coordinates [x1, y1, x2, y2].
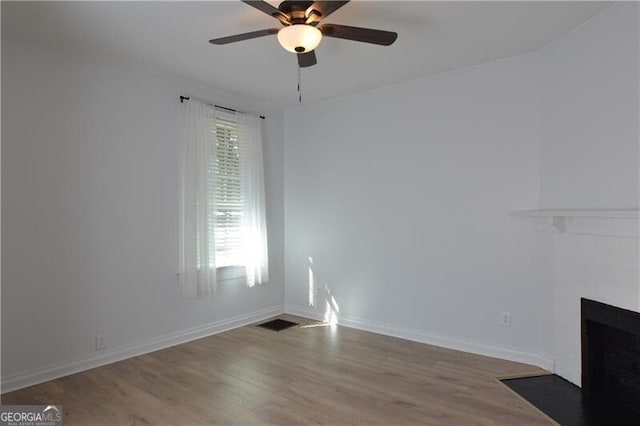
[308, 256, 340, 325]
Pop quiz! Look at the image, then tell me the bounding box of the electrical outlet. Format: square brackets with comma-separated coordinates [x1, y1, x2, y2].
[95, 333, 106, 350]
[501, 312, 512, 327]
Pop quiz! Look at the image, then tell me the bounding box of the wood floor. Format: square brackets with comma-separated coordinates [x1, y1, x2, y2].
[2, 315, 553, 425]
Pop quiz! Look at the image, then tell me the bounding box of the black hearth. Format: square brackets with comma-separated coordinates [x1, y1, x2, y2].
[582, 298, 640, 423]
[502, 299, 640, 426]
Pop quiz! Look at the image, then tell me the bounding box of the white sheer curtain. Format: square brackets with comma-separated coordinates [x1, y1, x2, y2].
[178, 100, 217, 297]
[238, 113, 269, 287]
[178, 99, 268, 297]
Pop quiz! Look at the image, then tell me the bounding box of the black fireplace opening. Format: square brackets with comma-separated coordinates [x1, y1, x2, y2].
[582, 298, 640, 423]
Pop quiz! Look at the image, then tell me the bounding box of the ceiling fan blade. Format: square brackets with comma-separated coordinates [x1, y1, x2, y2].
[297, 51, 317, 68]
[242, 1, 289, 23]
[320, 24, 397, 46]
[306, 1, 349, 21]
[209, 28, 279, 45]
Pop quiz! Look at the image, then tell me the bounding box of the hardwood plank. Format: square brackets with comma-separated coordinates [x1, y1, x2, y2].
[2, 316, 553, 425]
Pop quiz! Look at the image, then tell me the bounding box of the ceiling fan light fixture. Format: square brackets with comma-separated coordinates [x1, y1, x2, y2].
[277, 24, 322, 53]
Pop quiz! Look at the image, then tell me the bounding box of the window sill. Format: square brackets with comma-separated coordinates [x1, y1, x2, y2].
[177, 265, 246, 281]
[217, 265, 246, 281]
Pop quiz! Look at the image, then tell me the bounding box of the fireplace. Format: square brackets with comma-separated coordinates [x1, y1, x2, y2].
[581, 298, 640, 422]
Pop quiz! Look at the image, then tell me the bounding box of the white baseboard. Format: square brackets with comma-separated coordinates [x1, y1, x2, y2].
[285, 304, 555, 372]
[2, 305, 284, 393]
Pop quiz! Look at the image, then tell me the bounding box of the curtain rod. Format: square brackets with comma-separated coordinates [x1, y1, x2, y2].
[179, 96, 265, 120]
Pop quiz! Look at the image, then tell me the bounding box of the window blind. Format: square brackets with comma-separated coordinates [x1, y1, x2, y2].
[209, 113, 244, 267]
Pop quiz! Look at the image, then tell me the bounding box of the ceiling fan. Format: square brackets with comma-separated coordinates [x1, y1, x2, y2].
[209, 0, 398, 68]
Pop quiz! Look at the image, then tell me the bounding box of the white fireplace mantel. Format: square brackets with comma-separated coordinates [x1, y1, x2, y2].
[512, 209, 640, 232]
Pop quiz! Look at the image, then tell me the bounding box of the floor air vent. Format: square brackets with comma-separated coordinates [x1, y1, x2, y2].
[257, 318, 298, 331]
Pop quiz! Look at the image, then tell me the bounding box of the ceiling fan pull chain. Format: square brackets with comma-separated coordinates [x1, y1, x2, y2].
[297, 65, 302, 103]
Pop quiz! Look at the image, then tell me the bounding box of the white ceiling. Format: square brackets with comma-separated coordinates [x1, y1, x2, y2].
[3, 1, 612, 106]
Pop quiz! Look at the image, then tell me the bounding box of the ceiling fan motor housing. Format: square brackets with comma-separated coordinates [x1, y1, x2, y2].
[279, 1, 315, 23]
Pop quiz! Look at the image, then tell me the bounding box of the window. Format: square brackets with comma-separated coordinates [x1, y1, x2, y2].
[179, 99, 269, 296]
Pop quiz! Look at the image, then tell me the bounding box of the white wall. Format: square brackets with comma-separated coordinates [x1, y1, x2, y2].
[284, 53, 548, 366]
[283, 2, 639, 373]
[539, 3, 639, 209]
[536, 3, 640, 385]
[1, 37, 284, 390]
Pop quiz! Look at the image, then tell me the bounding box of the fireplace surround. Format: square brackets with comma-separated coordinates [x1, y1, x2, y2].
[581, 298, 640, 422]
